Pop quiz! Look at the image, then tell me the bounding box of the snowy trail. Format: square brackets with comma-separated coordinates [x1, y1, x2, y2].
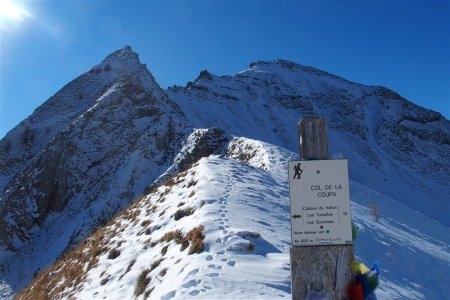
[175, 157, 291, 299]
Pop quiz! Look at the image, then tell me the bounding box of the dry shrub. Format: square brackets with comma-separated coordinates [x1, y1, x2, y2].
[141, 220, 151, 227]
[100, 277, 109, 286]
[174, 207, 195, 221]
[187, 180, 198, 188]
[188, 191, 196, 198]
[160, 227, 205, 255]
[177, 201, 185, 207]
[107, 248, 121, 260]
[159, 268, 168, 277]
[161, 230, 183, 243]
[161, 245, 169, 256]
[186, 226, 205, 255]
[150, 258, 164, 272]
[134, 269, 151, 297]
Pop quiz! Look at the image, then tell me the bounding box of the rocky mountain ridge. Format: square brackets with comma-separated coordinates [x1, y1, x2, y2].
[0, 46, 449, 296]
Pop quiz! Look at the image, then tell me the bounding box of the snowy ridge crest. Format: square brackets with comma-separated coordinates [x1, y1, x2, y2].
[0, 47, 449, 299]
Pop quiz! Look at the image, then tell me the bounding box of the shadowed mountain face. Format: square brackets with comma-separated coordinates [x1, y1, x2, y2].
[0, 47, 449, 294]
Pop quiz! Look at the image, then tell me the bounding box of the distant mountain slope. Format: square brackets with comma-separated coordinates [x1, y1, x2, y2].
[0, 47, 449, 298]
[167, 61, 450, 225]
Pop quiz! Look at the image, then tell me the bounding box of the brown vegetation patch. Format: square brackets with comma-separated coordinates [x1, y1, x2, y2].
[107, 248, 121, 260]
[160, 227, 205, 255]
[134, 269, 151, 297]
[161, 230, 183, 244]
[100, 277, 109, 286]
[15, 227, 107, 299]
[186, 226, 205, 255]
[187, 180, 198, 188]
[150, 258, 164, 272]
[174, 207, 195, 221]
[159, 268, 168, 277]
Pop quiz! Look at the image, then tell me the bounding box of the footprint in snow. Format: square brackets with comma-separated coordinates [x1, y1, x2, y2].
[208, 273, 219, 278]
[182, 279, 202, 288]
[189, 290, 200, 296]
[161, 291, 176, 300]
[227, 261, 236, 267]
[205, 255, 213, 261]
[188, 269, 199, 276]
[208, 264, 223, 270]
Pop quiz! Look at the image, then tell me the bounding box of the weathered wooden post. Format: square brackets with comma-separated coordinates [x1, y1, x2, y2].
[289, 116, 353, 299]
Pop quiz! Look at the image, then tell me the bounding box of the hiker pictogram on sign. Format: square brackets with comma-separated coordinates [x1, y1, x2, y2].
[293, 163, 303, 179]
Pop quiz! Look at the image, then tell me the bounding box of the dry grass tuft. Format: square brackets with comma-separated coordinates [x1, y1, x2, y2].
[174, 207, 195, 221]
[186, 226, 205, 255]
[150, 258, 164, 272]
[159, 227, 205, 254]
[15, 226, 106, 299]
[107, 248, 121, 260]
[187, 180, 198, 188]
[100, 277, 109, 286]
[159, 268, 168, 277]
[161, 230, 183, 243]
[134, 269, 151, 297]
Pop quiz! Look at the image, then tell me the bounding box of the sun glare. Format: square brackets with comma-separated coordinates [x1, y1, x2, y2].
[0, 0, 32, 31]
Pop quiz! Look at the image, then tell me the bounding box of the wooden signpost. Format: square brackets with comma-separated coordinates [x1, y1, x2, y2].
[289, 116, 353, 300]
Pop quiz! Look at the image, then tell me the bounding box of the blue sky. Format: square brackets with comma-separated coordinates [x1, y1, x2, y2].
[1, 0, 449, 138]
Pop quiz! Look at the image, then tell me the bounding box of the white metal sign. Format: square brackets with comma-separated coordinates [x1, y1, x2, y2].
[288, 159, 352, 246]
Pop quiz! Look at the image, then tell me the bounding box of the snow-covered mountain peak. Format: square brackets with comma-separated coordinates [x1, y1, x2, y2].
[1, 47, 449, 299]
[101, 45, 141, 69]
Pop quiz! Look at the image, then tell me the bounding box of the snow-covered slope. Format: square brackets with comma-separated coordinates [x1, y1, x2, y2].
[15, 138, 450, 299]
[0, 47, 449, 299]
[167, 61, 450, 225]
[0, 47, 189, 292]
